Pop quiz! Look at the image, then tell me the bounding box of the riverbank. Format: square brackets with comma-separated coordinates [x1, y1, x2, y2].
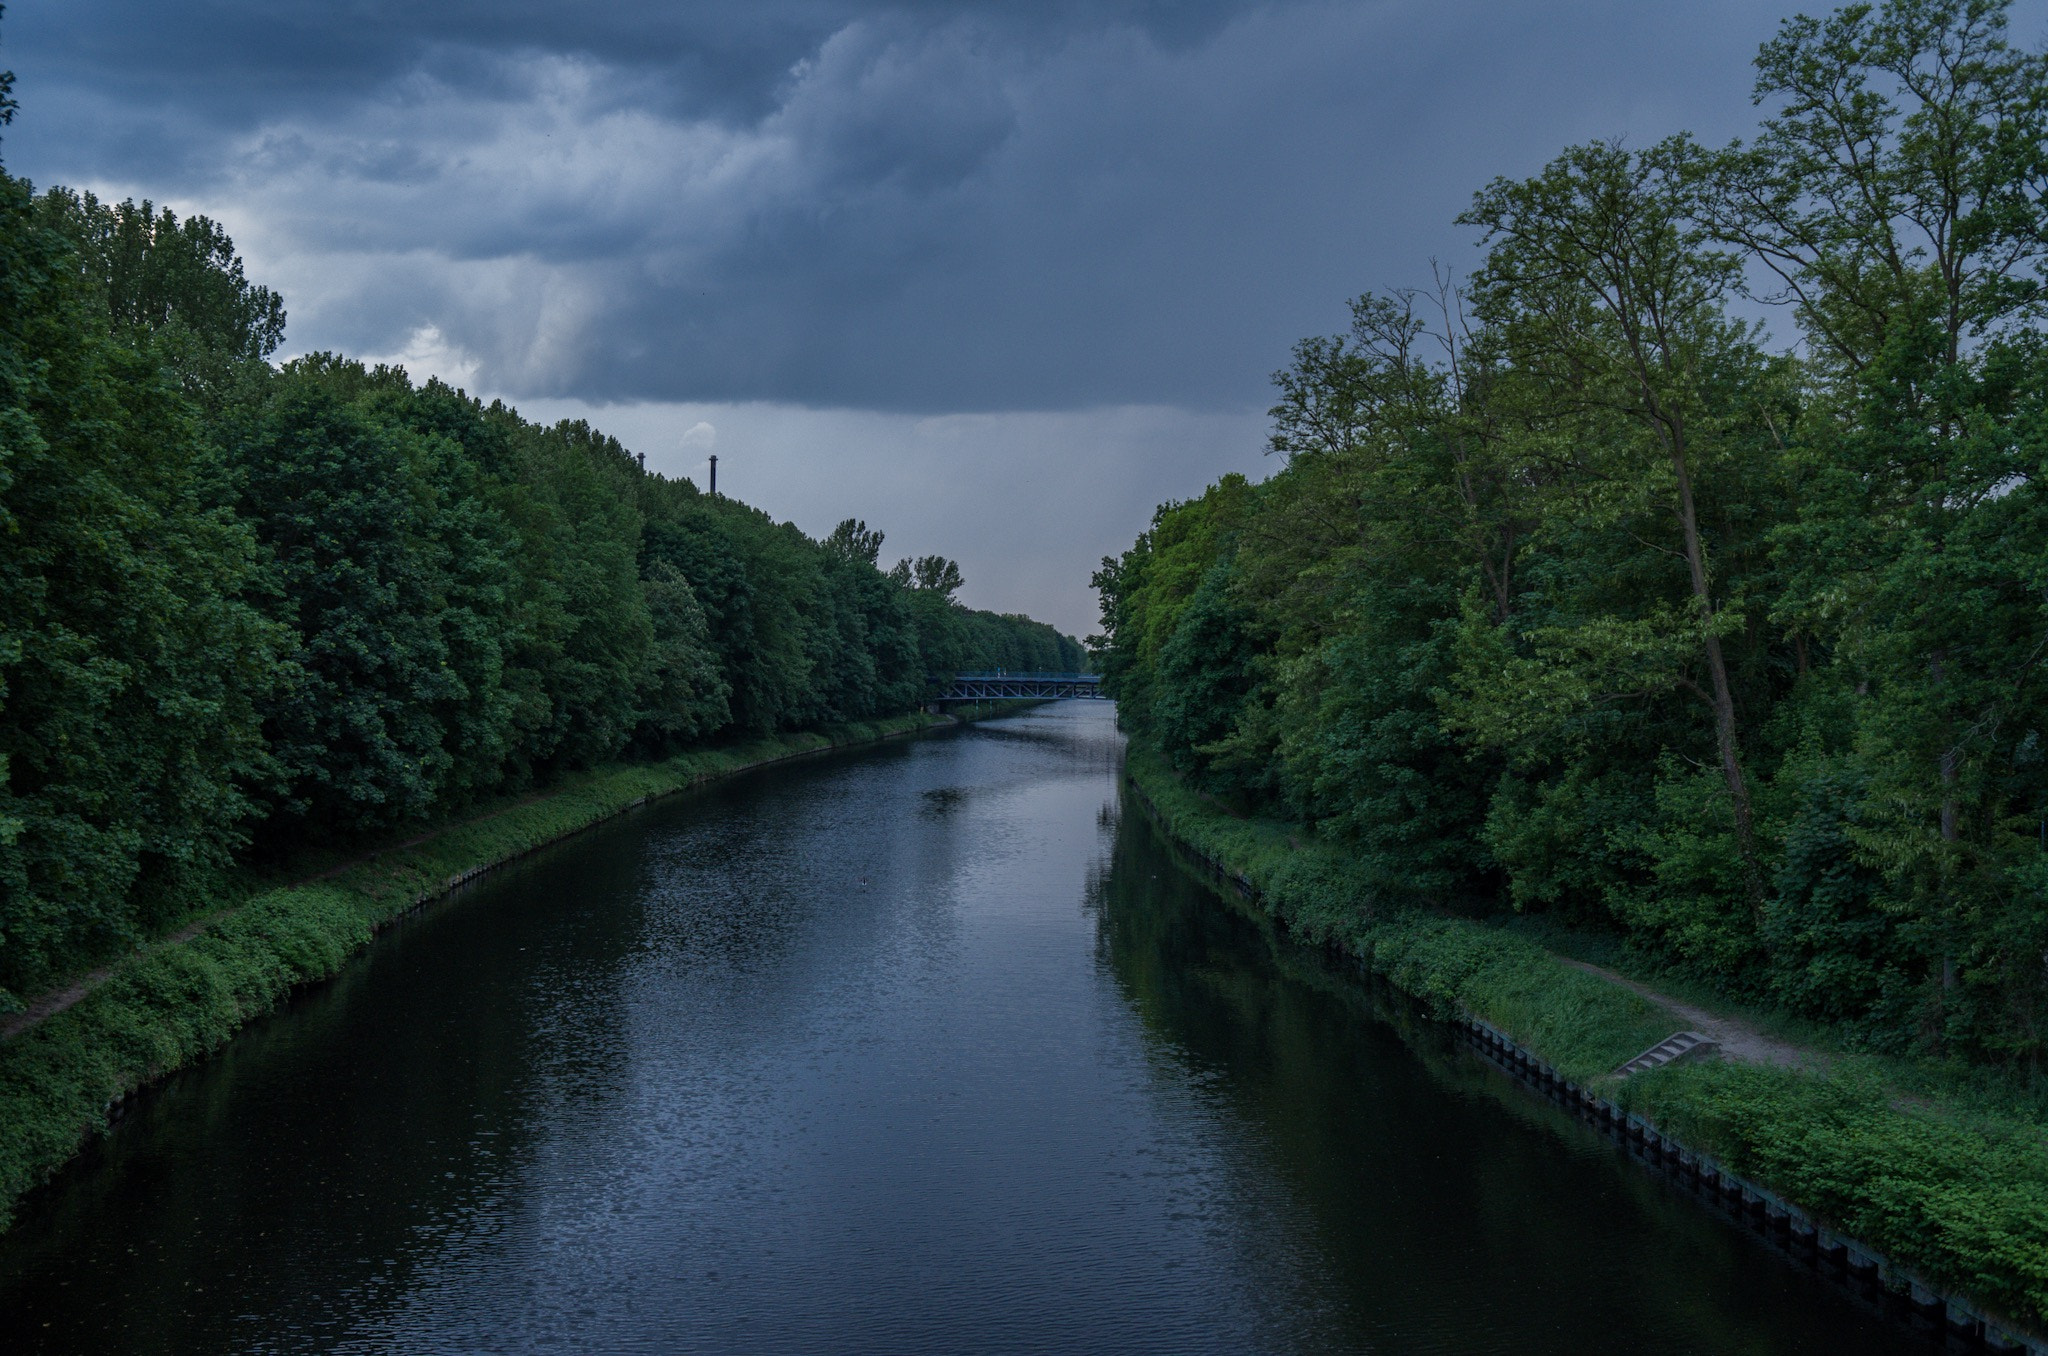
[1123, 742, 2048, 1347]
[0, 713, 945, 1232]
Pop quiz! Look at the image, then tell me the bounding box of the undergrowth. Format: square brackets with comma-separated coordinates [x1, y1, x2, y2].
[0, 715, 938, 1231]
[1125, 741, 2048, 1332]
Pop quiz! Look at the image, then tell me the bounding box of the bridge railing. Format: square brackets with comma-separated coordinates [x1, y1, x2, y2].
[927, 671, 1110, 702]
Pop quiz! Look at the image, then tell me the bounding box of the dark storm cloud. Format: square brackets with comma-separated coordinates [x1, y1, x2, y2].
[8, 2, 1241, 167]
[17, 0, 2048, 634]
[3, 0, 1984, 412]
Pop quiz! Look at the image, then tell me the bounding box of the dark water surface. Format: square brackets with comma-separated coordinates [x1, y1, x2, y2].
[2, 703, 1929, 1353]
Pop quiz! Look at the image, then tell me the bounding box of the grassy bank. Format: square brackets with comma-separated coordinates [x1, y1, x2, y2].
[1125, 742, 2048, 1334]
[0, 714, 940, 1232]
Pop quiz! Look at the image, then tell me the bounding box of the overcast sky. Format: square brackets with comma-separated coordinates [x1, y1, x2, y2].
[12, 1, 2043, 635]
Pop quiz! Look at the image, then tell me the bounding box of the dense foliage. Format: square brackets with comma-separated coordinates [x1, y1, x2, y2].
[1126, 744, 2048, 1328]
[0, 173, 1079, 1010]
[1095, 0, 2048, 1066]
[0, 717, 931, 1232]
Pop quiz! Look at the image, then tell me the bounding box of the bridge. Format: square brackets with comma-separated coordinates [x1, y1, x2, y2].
[931, 671, 1107, 702]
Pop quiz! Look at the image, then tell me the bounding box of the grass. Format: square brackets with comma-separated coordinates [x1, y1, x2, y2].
[1125, 740, 2048, 1334]
[0, 714, 940, 1232]
[1123, 744, 1673, 1082]
[1495, 911, 2048, 1124]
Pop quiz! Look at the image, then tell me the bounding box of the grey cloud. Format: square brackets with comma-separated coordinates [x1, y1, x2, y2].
[776, 20, 1017, 195]
[508, 398, 1274, 639]
[11, 0, 2020, 414]
[21, 0, 2047, 632]
[10, 1, 1245, 141]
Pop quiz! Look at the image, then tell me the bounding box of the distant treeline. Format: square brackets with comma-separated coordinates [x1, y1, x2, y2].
[0, 167, 1081, 1006]
[1095, 0, 2048, 1063]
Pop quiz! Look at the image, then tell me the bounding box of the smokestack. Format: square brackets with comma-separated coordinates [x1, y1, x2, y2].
[709, 454, 718, 496]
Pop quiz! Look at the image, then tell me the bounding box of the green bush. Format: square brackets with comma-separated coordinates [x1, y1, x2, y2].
[0, 715, 936, 1231]
[1129, 742, 2048, 1330]
[1623, 1060, 2048, 1324]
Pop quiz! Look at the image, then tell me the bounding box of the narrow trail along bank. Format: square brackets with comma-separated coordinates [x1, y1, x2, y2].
[0, 715, 946, 1234]
[0, 788, 564, 1045]
[1558, 959, 1825, 1073]
[1124, 743, 2048, 1346]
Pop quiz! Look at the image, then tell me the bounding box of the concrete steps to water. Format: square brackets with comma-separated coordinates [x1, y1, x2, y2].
[1615, 1029, 1719, 1078]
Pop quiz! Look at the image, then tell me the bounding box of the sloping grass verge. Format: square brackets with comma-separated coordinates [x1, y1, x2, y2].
[0, 714, 938, 1232]
[1125, 741, 2048, 1333]
[1124, 745, 1672, 1082]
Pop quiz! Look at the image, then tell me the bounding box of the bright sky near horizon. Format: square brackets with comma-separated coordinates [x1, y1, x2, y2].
[10, 1, 2046, 635]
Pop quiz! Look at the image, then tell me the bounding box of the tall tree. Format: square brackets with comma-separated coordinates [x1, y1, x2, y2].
[0, 171, 284, 995]
[1693, 0, 2048, 1040]
[1460, 141, 1782, 903]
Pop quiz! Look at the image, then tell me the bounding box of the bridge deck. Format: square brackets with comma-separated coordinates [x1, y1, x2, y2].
[932, 672, 1107, 702]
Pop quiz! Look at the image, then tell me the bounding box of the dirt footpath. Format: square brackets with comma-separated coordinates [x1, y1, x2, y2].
[1561, 958, 1825, 1072]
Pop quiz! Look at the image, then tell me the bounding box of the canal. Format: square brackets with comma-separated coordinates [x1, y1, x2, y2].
[0, 702, 1929, 1353]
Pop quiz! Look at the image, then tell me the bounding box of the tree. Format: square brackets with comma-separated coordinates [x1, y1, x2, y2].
[825, 518, 886, 567]
[1689, 0, 2048, 375]
[35, 190, 285, 410]
[1459, 140, 1783, 904]
[1692, 0, 2048, 1046]
[901, 555, 964, 597]
[633, 560, 730, 750]
[0, 171, 284, 996]
[226, 363, 467, 834]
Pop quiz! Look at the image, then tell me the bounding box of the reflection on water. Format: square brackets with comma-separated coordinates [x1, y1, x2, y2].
[0, 703, 1929, 1353]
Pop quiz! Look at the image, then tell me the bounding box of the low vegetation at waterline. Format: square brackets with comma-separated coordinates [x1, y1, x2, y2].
[1126, 748, 2048, 1330]
[0, 148, 1083, 1018]
[1094, 0, 2048, 1071]
[0, 718, 940, 1232]
[1099, 0, 2048, 1328]
[0, 28, 1090, 1235]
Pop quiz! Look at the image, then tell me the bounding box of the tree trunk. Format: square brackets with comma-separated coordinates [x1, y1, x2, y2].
[1666, 417, 1766, 907]
[1934, 652, 1958, 1042]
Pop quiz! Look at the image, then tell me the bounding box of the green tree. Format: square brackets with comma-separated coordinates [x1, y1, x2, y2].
[1457, 140, 1789, 903]
[226, 363, 467, 834]
[0, 171, 284, 996]
[1697, 0, 2048, 1049]
[634, 560, 730, 750]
